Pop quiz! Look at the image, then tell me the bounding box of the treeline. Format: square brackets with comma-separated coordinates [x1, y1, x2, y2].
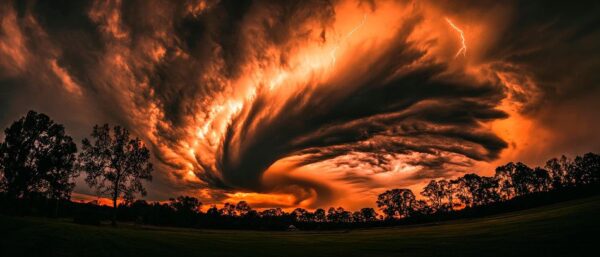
[1, 111, 599, 230]
[377, 152, 599, 218]
[65, 151, 599, 230]
[107, 152, 599, 230]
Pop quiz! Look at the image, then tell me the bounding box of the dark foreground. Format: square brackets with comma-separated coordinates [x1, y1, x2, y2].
[1, 196, 599, 257]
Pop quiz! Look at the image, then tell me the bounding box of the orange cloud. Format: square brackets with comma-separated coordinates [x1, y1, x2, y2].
[1, 0, 597, 212]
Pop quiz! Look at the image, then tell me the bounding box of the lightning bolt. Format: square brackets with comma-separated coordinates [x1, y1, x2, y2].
[330, 14, 367, 66]
[445, 17, 467, 58]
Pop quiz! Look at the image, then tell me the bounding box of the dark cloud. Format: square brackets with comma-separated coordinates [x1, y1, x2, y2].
[483, 0, 600, 163]
[0, 0, 598, 207]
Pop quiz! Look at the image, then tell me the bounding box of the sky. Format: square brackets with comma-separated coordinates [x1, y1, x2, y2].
[0, 0, 599, 210]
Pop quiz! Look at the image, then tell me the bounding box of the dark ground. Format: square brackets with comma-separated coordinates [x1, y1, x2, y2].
[1, 195, 599, 257]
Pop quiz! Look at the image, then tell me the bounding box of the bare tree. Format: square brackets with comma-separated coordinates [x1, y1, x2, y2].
[79, 124, 153, 225]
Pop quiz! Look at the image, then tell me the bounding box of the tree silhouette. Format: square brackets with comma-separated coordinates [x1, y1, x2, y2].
[495, 162, 517, 200]
[376, 189, 417, 219]
[571, 153, 600, 185]
[326, 207, 338, 222]
[220, 202, 237, 216]
[414, 200, 433, 215]
[421, 180, 444, 212]
[168, 196, 201, 226]
[351, 211, 363, 222]
[454, 174, 500, 207]
[313, 208, 326, 222]
[360, 208, 377, 222]
[532, 167, 552, 192]
[338, 207, 352, 223]
[0, 111, 77, 205]
[235, 201, 252, 216]
[292, 208, 309, 222]
[511, 163, 536, 196]
[494, 162, 537, 198]
[260, 207, 284, 217]
[438, 179, 455, 211]
[452, 178, 473, 208]
[79, 124, 153, 225]
[169, 196, 202, 214]
[545, 156, 570, 188]
[206, 205, 219, 217]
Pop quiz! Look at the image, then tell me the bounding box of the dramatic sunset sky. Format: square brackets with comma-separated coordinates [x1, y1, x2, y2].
[0, 0, 599, 210]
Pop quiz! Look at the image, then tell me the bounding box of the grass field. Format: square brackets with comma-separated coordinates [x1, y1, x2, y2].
[1, 196, 599, 257]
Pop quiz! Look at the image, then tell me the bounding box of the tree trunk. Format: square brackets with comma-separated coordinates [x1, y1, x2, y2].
[54, 199, 59, 218]
[112, 193, 118, 226]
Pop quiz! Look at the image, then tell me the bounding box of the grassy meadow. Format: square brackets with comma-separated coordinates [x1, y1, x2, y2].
[1, 195, 599, 257]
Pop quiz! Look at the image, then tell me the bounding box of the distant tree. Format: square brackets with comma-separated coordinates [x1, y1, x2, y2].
[265, 207, 288, 218]
[292, 208, 309, 222]
[206, 205, 219, 217]
[305, 210, 315, 222]
[260, 208, 284, 217]
[511, 163, 536, 196]
[421, 180, 444, 212]
[438, 179, 455, 211]
[168, 196, 201, 226]
[495, 162, 537, 198]
[129, 199, 150, 222]
[169, 196, 202, 214]
[479, 176, 501, 204]
[245, 209, 259, 219]
[376, 189, 417, 219]
[337, 207, 352, 223]
[413, 200, 433, 216]
[352, 211, 363, 222]
[532, 167, 552, 192]
[495, 162, 517, 200]
[325, 207, 352, 222]
[0, 111, 78, 204]
[79, 124, 153, 225]
[235, 201, 252, 216]
[313, 208, 326, 222]
[571, 153, 600, 185]
[455, 174, 500, 207]
[545, 156, 570, 188]
[219, 202, 236, 216]
[452, 178, 473, 208]
[326, 207, 338, 222]
[360, 207, 377, 222]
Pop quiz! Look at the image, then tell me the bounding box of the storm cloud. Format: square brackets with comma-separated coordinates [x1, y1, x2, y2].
[0, 0, 598, 209]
